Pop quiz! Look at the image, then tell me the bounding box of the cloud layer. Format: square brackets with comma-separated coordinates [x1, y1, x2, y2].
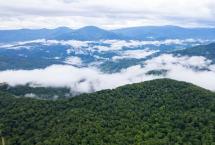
[0, 54, 215, 94]
[0, 0, 215, 29]
[0, 65, 159, 93]
[0, 39, 209, 51]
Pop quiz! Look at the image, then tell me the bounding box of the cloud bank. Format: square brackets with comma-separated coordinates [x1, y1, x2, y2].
[0, 39, 210, 51]
[0, 65, 159, 93]
[0, 54, 215, 94]
[112, 49, 158, 60]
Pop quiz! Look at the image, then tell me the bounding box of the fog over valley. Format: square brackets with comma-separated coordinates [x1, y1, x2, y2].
[0, 38, 215, 96]
[1, 1, 215, 144]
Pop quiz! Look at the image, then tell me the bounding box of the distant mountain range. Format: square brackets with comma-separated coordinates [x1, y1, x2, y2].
[113, 25, 215, 40]
[0, 25, 215, 43]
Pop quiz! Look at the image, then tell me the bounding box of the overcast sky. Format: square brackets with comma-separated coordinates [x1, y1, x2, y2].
[0, 0, 215, 29]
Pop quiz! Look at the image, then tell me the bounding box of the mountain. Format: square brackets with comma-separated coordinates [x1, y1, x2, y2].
[0, 83, 72, 100]
[54, 26, 124, 40]
[173, 43, 215, 63]
[113, 25, 215, 40]
[0, 79, 215, 145]
[0, 27, 72, 43]
[1, 25, 215, 43]
[0, 26, 123, 43]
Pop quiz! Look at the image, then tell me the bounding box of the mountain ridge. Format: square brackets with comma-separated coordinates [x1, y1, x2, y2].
[1, 25, 215, 43]
[172, 42, 215, 63]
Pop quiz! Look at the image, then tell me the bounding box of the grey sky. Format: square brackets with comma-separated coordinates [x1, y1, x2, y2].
[0, 0, 215, 29]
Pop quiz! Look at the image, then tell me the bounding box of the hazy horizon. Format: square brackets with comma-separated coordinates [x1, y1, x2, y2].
[0, 0, 215, 29]
[1, 25, 215, 31]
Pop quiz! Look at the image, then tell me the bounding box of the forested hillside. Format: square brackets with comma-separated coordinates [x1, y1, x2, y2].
[0, 83, 72, 100]
[173, 43, 215, 63]
[0, 79, 215, 145]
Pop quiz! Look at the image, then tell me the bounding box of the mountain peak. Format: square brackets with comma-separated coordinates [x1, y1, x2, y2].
[77, 26, 106, 32]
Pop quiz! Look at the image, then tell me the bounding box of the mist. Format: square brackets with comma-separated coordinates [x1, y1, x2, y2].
[0, 54, 215, 93]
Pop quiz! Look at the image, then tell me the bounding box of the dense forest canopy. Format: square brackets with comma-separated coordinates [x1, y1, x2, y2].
[0, 83, 72, 100]
[0, 79, 215, 145]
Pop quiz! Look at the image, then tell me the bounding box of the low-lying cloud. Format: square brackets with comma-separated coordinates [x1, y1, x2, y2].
[112, 49, 158, 60]
[0, 39, 211, 51]
[64, 56, 83, 66]
[144, 54, 215, 91]
[0, 54, 215, 94]
[0, 65, 159, 93]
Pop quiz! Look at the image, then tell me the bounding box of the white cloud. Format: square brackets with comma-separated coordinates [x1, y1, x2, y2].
[0, 65, 159, 93]
[64, 56, 83, 66]
[112, 49, 158, 60]
[144, 54, 215, 91]
[0, 0, 215, 29]
[93, 39, 213, 52]
[0, 54, 215, 94]
[145, 54, 212, 69]
[24, 93, 37, 98]
[1, 39, 208, 51]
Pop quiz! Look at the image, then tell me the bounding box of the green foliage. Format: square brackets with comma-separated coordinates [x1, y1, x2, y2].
[0, 79, 215, 145]
[145, 69, 168, 76]
[174, 43, 215, 63]
[100, 58, 142, 73]
[0, 83, 72, 100]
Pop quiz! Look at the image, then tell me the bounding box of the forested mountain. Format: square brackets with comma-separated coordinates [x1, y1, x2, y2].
[173, 43, 215, 63]
[54, 26, 124, 41]
[113, 25, 215, 40]
[1, 26, 215, 43]
[0, 27, 72, 43]
[0, 83, 72, 100]
[0, 79, 215, 145]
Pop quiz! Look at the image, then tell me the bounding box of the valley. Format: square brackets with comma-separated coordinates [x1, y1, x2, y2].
[0, 25, 215, 144]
